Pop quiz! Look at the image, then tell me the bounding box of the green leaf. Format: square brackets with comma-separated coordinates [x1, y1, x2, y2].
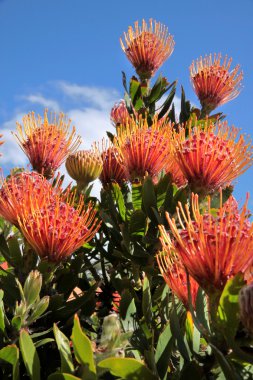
[170, 305, 191, 362]
[53, 324, 74, 374]
[48, 374, 81, 380]
[0, 289, 5, 333]
[71, 314, 96, 380]
[112, 183, 126, 221]
[210, 343, 239, 380]
[0, 344, 19, 380]
[119, 290, 137, 332]
[179, 86, 191, 123]
[217, 274, 245, 342]
[129, 77, 143, 111]
[122, 71, 128, 94]
[12, 316, 22, 331]
[19, 329, 40, 380]
[98, 357, 157, 380]
[168, 103, 176, 123]
[142, 276, 153, 325]
[158, 83, 176, 119]
[155, 322, 174, 379]
[28, 296, 49, 322]
[0, 270, 20, 308]
[195, 288, 210, 334]
[0, 234, 14, 266]
[7, 234, 23, 267]
[148, 76, 169, 104]
[155, 173, 172, 209]
[132, 182, 142, 210]
[142, 176, 158, 222]
[129, 210, 146, 237]
[34, 338, 54, 348]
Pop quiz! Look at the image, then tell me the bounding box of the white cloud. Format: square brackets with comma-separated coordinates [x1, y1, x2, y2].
[0, 113, 28, 167]
[67, 107, 113, 149]
[58, 81, 119, 110]
[23, 94, 60, 112]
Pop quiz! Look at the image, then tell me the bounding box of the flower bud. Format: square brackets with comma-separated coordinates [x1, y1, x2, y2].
[23, 270, 42, 307]
[65, 149, 103, 191]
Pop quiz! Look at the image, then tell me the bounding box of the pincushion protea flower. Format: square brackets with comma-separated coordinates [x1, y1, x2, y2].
[65, 148, 103, 191]
[110, 99, 131, 126]
[159, 193, 253, 295]
[190, 54, 243, 115]
[157, 252, 198, 308]
[0, 171, 58, 227]
[14, 110, 81, 178]
[98, 140, 129, 187]
[121, 19, 175, 80]
[18, 192, 100, 262]
[114, 115, 173, 182]
[174, 121, 253, 194]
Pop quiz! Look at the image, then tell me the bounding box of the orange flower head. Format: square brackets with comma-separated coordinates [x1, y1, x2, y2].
[114, 115, 173, 182]
[157, 251, 198, 308]
[190, 54, 243, 114]
[110, 100, 131, 127]
[0, 171, 57, 227]
[121, 19, 175, 80]
[99, 140, 129, 187]
[65, 148, 103, 191]
[14, 110, 81, 178]
[175, 121, 253, 194]
[160, 193, 253, 295]
[18, 193, 100, 262]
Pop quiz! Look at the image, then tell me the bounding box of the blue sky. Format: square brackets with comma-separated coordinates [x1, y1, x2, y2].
[0, 0, 252, 201]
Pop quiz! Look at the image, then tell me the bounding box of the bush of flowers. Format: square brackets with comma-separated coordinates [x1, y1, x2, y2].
[0, 18, 252, 379]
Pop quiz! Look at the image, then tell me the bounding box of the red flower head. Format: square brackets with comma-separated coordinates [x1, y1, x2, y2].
[18, 192, 100, 262]
[174, 121, 253, 194]
[65, 148, 103, 191]
[98, 140, 129, 187]
[114, 115, 172, 182]
[160, 193, 253, 295]
[190, 54, 243, 115]
[120, 19, 175, 80]
[157, 251, 198, 309]
[110, 100, 131, 127]
[0, 171, 58, 227]
[14, 109, 81, 178]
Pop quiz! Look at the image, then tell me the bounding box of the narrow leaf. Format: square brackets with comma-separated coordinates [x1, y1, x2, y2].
[19, 329, 40, 380]
[0, 344, 19, 380]
[53, 324, 74, 374]
[98, 357, 157, 380]
[155, 322, 174, 379]
[71, 315, 96, 380]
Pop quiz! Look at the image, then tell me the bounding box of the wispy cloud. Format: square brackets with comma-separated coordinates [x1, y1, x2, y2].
[58, 81, 119, 110]
[68, 108, 113, 148]
[22, 94, 60, 112]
